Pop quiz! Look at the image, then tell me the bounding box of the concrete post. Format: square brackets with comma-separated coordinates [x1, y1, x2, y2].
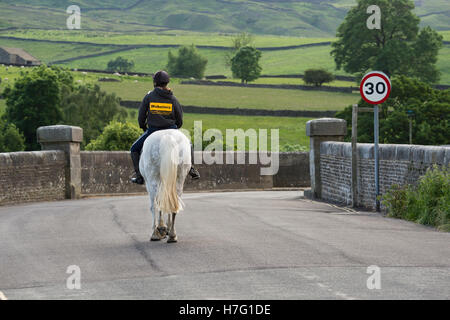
[37, 125, 83, 199]
[306, 118, 347, 199]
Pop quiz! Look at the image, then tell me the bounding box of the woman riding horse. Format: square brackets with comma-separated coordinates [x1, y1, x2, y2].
[130, 70, 200, 184]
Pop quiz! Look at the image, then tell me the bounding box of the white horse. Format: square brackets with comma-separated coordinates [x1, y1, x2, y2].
[139, 129, 191, 243]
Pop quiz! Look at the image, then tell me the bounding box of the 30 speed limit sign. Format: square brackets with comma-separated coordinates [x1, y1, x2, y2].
[360, 71, 391, 105]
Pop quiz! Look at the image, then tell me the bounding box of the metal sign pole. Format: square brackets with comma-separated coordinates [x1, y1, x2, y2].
[374, 104, 380, 211]
[351, 104, 358, 208]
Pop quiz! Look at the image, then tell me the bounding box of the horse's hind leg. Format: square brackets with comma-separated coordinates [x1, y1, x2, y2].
[150, 197, 166, 241]
[157, 211, 168, 238]
[167, 213, 178, 243]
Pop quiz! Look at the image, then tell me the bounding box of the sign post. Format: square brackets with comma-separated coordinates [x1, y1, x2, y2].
[360, 71, 391, 211]
[351, 104, 358, 208]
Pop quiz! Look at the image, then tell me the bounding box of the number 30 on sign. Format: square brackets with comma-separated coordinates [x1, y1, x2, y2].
[360, 71, 391, 105]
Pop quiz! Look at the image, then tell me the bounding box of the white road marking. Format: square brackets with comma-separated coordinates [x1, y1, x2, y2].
[300, 272, 359, 300]
[335, 291, 357, 300]
[0, 291, 8, 300]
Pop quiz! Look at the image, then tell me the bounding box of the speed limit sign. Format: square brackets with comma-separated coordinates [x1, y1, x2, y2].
[360, 71, 391, 105]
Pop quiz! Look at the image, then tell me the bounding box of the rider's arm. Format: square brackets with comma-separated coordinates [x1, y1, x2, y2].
[173, 98, 183, 129]
[138, 96, 148, 131]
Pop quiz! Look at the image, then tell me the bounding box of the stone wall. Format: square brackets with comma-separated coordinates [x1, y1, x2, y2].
[120, 100, 337, 118]
[319, 142, 450, 209]
[0, 151, 66, 205]
[80, 151, 310, 196]
[181, 80, 355, 93]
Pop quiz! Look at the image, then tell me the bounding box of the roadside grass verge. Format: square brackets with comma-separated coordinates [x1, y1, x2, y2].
[382, 165, 450, 232]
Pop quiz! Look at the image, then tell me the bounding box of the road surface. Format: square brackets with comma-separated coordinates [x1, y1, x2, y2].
[0, 191, 449, 300]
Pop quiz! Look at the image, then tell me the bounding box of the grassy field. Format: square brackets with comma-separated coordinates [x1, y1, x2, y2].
[0, 1, 346, 37]
[58, 45, 352, 77]
[2, 0, 447, 36]
[0, 29, 335, 48]
[437, 46, 450, 84]
[1, 32, 448, 83]
[439, 30, 450, 41]
[213, 77, 357, 87]
[0, 66, 358, 112]
[183, 113, 311, 151]
[99, 80, 358, 111]
[124, 111, 311, 151]
[0, 38, 117, 64]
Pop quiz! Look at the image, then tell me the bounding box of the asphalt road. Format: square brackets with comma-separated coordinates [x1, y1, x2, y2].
[0, 191, 449, 300]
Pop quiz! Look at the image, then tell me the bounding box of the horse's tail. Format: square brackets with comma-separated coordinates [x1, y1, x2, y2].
[155, 133, 182, 214]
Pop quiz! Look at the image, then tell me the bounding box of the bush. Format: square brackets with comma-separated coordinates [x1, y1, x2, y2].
[85, 121, 142, 151]
[280, 144, 308, 152]
[304, 69, 334, 87]
[167, 45, 208, 79]
[382, 165, 450, 231]
[3, 65, 73, 150]
[106, 57, 135, 73]
[0, 118, 25, 152]
[61, 84, 122, 147]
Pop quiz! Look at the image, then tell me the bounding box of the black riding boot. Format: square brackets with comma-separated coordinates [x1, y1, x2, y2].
[189, 144, 200, 180]
[130, 152, 144, 185]
[189, 167, 200, 180]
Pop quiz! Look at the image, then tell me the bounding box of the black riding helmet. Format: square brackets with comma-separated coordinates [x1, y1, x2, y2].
[153, 70, 170, 87]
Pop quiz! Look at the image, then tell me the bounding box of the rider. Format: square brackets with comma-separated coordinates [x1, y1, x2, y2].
[130, 70, 200, 184]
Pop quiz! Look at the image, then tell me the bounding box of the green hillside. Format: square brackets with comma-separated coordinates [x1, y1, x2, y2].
[1, 0, 448, 37]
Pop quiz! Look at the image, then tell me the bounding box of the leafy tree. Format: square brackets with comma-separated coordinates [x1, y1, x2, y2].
[304, 69, 334, 87]
[0, 118, 25, 152]
[2, 65, 73, 150]
[225, 32, 254, 67]
[60, 84, 121, 147]
[231, 46, 262, 84]
[331, 0, 443, 83]
[85, 121, 141, 151]
[336, 76, 450, 145]
[106, 56, 135, 73]
[167, 45, 208, 79]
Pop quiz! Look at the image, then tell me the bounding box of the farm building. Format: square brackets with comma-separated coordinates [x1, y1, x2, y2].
[0, 46, 41, 66]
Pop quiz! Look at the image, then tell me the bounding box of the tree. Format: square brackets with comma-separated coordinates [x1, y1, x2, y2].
[85, 121, 141, 151]
[304, 69, 334, 87]
[167, 45, 208, 79]
[0, 118, 25, 152]
[3, 65, 73, 150]
[230, 46, 262, 84]
[225, 32, 254, 67]
[331, 0, 443, 83]
[60, 84, 122, 147]
[106, 56, 135, 73]
[336, 76, 450, 145]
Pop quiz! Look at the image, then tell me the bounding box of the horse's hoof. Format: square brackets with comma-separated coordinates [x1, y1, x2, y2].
[150, 236, 161, 241]
[157, 226, 168, 238]
[167, 236, 178, 243]
[150, 231, 164, 241]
